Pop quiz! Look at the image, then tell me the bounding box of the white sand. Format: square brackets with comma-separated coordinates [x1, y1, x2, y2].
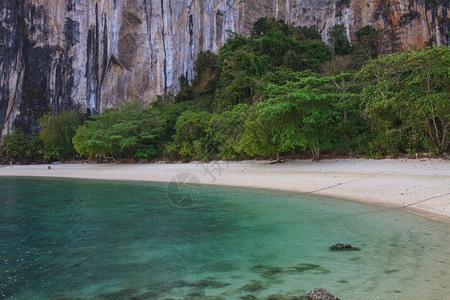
[1, 158, 449, 221]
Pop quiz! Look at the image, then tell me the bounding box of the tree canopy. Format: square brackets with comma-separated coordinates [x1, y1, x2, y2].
[72, 102, 164, 160]
[358, 47, 449, 154]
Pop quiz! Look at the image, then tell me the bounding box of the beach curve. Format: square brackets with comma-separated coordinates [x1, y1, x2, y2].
[1, 158, 449, 222]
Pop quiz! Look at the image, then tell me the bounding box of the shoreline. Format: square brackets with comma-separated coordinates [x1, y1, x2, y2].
[1, 158, 449, 222]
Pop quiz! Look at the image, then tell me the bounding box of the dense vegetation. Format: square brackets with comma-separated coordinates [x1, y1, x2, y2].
[1, 18, 448, 163]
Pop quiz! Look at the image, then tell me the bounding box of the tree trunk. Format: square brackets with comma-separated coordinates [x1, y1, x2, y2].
[311, 146, 320, 161]
[269, 153, 284, 164]
[441, 124, 449, 153]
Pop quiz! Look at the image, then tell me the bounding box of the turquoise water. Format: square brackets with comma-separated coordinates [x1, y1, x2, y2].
[0, 177, 449, 300]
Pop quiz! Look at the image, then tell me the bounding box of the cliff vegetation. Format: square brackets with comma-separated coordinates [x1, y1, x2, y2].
[1, 18, 448, 163]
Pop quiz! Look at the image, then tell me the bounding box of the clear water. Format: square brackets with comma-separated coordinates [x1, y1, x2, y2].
[0, 177, 449, 300]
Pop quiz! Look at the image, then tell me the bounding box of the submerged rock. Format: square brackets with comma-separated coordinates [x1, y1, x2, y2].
[96, 288, 140, 299]
[265, 294, 303, 300]
[53, 295, 85, 300]
[329, 243, 360, 251]
[184, 288, 226, 300]
[241, 281, 266, 292]
[307, 288, 340, 300]
[241, 295, 259, 300]
[291, 263, 320, 273]
[193, 279, 230, 289]
[202, 262, 239, 272]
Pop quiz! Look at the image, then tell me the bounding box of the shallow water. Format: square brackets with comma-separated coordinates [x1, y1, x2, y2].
[0, 177, 449, 300]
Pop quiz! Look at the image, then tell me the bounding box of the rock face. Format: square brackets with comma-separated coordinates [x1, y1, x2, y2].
[1, 0, 449, 140]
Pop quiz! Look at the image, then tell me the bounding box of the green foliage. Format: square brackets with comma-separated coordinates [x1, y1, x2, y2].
[73, 102, 164, 160]
[336, 0, 351, 17]
[1, 129, 43, 161]
[262, 67, 301, 85]
[257, 30, 332, 71]
[356, 25, 377, 41]
[213, 20, 332, 111]
[358, 47, 450, 154]
[167, 110, 212, 160]
[251, 18, 288, 39]
[175, 75, 192, 102]
[219, 32, 252, 62]
[38, 111, 84, 160]
[297, 25, 322, 40]
[257, 72, 359, 160]
[191, 51, 220, 94]
[328, 24, 350, 55]
[352, 25, 380, 63]
[251, 17, 272, 39]
[252, 18, 321, 41]
[153, 92, 176, 107]
[214, 69, 259, 110]
[207, 104, 249, 159]
[239, 107, 281, 159]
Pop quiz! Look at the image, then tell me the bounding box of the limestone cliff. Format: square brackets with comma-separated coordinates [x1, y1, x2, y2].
[1, 0, 448, 139]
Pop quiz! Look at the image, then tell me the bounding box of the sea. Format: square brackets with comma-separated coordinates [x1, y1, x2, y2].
[0, 177, 449, 299]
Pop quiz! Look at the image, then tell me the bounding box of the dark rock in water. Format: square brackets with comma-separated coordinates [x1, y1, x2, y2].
[265, 295, 285, 300]
[251, 264, 284, 277]
[185, 289, 205, 298]
[203, 262, 239, 272]
[165, 278, 230, 290]
[291, 263, 320, 272]
[307, 288, 340, 300]
[53, 295, 85, 300]
[264, 294, 303, 300]
[330, 243, 360, 251]
[140, 290, 159, 299]
[184, 288, 226, 300]
[241, 295, 259, 300]
[193, 279, 230, 289]
[241, 281, 266, 292]
[96, 288, 139, 299]
[251, 264, 267, 271]
[262, 267, 283, 277]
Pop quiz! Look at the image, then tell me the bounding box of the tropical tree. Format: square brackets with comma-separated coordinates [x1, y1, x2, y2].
[73, 102, 164, 159]
[190, 50, 220, 94]
[38, 111, 84, 160]
[239, 106, 282, 161]
[358, 47, 450, 154]
[257, 72, 358, 160]
[166, 110, 212, 160]
[207, 104, 249, 159]
[328, 24, 350, 55]
[0, 129, 43, 161]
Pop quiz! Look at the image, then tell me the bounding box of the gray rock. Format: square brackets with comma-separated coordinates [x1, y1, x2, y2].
[330, 243, 360, 251]
[307, 288, 340, 300]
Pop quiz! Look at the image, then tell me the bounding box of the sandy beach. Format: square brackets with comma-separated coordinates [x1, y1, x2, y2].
[1, 158, 449, 222]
